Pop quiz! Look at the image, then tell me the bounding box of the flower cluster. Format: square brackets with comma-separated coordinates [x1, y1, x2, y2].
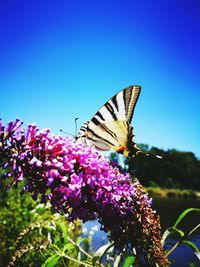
[0, 119, 169, 266]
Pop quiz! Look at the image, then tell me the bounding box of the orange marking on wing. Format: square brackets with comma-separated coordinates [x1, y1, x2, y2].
[113, 145, 126, 153]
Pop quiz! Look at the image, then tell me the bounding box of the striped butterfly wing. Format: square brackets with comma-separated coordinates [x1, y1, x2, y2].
[78, 85, 141, 156]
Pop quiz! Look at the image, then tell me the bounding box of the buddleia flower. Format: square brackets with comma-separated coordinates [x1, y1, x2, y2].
[0, 119, 169, 266]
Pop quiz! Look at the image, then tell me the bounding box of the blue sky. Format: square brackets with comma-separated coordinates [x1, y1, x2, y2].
[0, 0, 200, 157]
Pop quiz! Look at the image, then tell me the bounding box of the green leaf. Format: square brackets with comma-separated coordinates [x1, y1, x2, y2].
[173, 208, 200, 228]
[113, 254, 121, 267]
[94, 243, 114, 258]
[41, 255, 61, 267]
[62, 243, 76, 253]
[122, 255, 136, 267]
[194, 251, 200, 261]
[76, 236, 87, 245]
[92, 243, 114, 266]
[182, 240, 200, 253]
[49, 244, 61, 252]
[59, 222, 68, 243]
[44, 225, 56, 231]
[162, 227, 184, 244]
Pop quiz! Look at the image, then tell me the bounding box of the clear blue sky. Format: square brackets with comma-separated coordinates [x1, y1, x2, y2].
[0, 0, 200, 157]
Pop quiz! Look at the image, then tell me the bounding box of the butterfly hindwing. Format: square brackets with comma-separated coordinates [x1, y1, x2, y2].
[86, 121, 134, 151]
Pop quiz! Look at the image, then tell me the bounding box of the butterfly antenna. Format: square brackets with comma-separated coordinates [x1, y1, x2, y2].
[75, 118, 79, 137]
[60, 129, 75, 137]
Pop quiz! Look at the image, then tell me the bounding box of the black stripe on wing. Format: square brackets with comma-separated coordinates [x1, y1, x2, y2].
[101, 124, 118, 140]
[78, 121, 89, 136]
[91, 117, 100, 126]
[87, 128, 116, 147]
[124, 86, 141, 122]
[95, 111, 105, 121]
[111, 94, 119, 112]
[105, 102, 117, 120]
[91, 101, 117, 125]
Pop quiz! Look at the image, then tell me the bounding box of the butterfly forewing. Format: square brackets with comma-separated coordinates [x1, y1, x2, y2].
[78, 121, 89, 136]
[89, 85, 141, 126]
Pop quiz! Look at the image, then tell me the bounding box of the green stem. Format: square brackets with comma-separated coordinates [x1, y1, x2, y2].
[188, 223, 200, 236]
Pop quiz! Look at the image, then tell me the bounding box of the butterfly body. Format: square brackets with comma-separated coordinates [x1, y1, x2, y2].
[77, 85, 141, 157]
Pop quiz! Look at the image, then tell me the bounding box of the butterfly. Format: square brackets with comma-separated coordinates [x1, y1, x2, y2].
[76, 85, 142, 157]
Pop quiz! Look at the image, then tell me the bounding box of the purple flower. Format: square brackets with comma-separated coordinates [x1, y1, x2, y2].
[0, 119, 169, 266]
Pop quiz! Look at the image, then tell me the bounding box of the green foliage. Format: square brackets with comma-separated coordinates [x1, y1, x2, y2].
[163, 208, 200, 262]
[0, 173, 115, 267]
[0, 176, 89, 267]
[123, 145, 200, 190]
[0, 177, 133, 267]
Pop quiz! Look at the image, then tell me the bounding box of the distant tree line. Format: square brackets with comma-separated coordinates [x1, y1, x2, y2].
[109, 144, 200, 190]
